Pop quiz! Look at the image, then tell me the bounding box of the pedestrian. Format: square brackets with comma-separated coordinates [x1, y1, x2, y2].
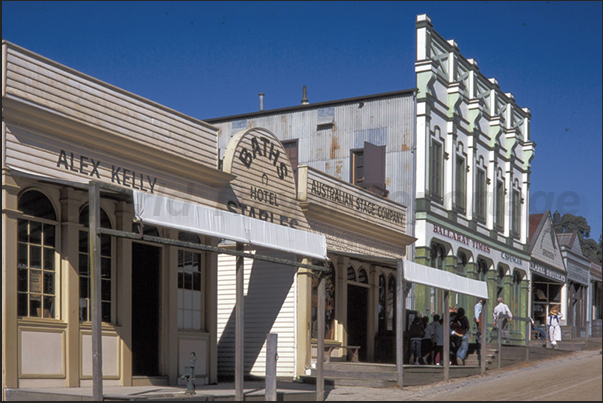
[420, 316, 433, 364]
[408, 316, 425, 365]
[493, 297, 513, 343]
[428, 314, 444, 365]
[546, 307, 563, 347]
[451, 307, 470, 365]
[474, 299, 483, 344]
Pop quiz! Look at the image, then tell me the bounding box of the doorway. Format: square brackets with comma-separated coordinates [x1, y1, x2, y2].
[132, 242, 161, 376]
[347, 285, 368, 361]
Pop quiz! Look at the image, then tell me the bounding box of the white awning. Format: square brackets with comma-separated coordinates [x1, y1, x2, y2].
[133, 191, 328, 261]
[329, 251, 488, 299]
[403, 260, 489, 299]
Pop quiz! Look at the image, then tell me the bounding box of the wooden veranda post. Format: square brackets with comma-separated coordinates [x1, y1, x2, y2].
[443, 291, 450, 382]
[396, 260, 405, 388]
[89, 181, 103, 401]
[480, 299, 487, 375]
[316, 273, 326, 401]
[235, 242, 244, 401]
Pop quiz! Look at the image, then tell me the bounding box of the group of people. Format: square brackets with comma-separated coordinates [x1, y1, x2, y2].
[407, 297, 564, 367]
[407, 307, 472, 366]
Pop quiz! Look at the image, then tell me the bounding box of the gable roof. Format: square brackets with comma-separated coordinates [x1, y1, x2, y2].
[529, 213, 545, 244]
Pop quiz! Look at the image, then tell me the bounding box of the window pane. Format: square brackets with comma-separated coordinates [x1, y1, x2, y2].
[44, 272, 54, 294]
[18, 268, 28, 292]
[19, 190, 56, 220]
[102, 302, 111, 323]
[101, 234, 111, 256]
[79, 230, 88, 253]
[30, 269, 43, 294]
[79, 254, 89, 275]
[30, 295, 42, 317]
[30, 221, 42, 244]
[30, 246, 42, 269]
[358, 269, 368, 284]
[80, 277, 89, 299]
[184, 272, 192, 290]
[18, 293, 28, 316]
[347, 267, 356, 281]
[43, 296, 54, 318]
[43, 224, 56, 247]
[101, 257, 111, 279]
[102, 279, 111, 301]
[44, 248, 55, 271]
[178, 271, 184, 289]
[18, 219, 28, 243]
[193, 272, 201, 291]
[18, 243, 28, 268]
[79, 299, 88, 322]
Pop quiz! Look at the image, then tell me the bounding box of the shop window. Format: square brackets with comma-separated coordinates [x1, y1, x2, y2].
[351, 142, 387, 197]
[455, 154, 467, 212]
[282, 139, 299, 186]
[477, 258, 489, 282]
[79, 205, 113, 323]
[311, 262, 336, 339]
[177, 231, 205, 331]
[17, 190, 57, 319]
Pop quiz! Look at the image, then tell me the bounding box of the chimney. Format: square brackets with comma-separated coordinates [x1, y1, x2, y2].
[301, 85, 309, 105]
[259, 93, 265, 111]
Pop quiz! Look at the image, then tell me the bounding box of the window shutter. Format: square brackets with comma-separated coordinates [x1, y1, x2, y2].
[363, 141, 386, 189]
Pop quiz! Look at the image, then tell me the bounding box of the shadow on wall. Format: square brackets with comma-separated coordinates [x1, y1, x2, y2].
[217, 248, 297, 377]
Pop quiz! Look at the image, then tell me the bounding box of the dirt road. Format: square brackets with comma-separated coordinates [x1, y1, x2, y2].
[325, 349, 602, 401]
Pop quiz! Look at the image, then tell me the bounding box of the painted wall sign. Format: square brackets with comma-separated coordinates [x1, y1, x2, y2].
[432, 224, 491, 253]
[221, 128, 309, 231]
[530, 261, 567, 283]
[56, 149, 158, 193]
[501, 252, 523, 265]
[309, 179, 404, 225]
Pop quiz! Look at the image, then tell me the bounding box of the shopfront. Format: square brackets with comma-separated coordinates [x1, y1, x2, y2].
[556, 232, 591, 339]
[415, 220, 530, 340]
[3, 41, 329, 396]
[215, 128, 415, 378]
[528, 213, 567, 328]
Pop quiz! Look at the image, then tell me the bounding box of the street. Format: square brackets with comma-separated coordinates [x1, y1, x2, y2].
[324, 349, 602, 401]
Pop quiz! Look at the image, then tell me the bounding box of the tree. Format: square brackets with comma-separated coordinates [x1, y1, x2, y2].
[553, 211, 602, 263]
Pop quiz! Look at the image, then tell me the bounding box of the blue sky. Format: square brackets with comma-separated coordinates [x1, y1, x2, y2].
[3, 1, 602, 239]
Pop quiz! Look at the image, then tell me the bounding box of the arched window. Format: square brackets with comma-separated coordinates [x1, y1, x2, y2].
[430, 243, 446, 270]
[357, 268, 368, 284]
[477, 258, 488, 281]
[17, 190, 58, 318]
[79, 205, 113, 323]
[347, 266, 356, 282]
[178, 231, 205, 331]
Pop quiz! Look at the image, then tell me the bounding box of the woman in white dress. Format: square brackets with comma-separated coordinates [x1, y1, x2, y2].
[546, 307, 563, 347]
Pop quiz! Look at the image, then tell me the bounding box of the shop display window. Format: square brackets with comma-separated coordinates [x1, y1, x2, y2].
[79, 205, 113, 323]
[177, 231, 205, 331]
[17, 190, 58, 319]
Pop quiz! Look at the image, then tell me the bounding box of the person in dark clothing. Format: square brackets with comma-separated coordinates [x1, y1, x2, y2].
[408, 316, 425, 365]
[451, 307, 471, 365]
